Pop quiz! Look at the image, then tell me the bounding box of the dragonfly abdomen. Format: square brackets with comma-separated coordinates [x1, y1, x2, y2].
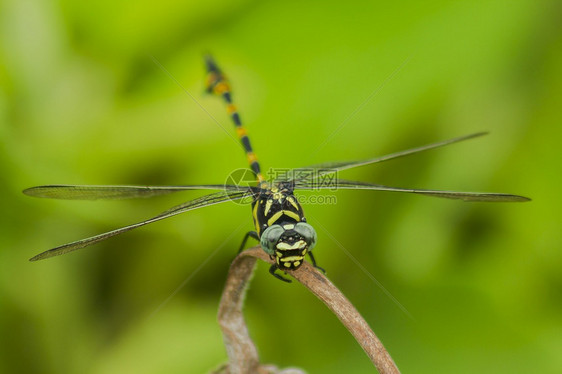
[205, 55, 265, 183]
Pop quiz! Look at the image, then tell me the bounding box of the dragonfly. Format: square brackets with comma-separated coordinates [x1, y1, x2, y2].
[24, 56, 530, 282]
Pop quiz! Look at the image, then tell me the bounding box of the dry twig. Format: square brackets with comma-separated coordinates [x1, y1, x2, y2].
[216, 246, 400, 374]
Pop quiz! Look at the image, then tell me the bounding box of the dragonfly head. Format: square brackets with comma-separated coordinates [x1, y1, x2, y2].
[260, 222, 317, 270]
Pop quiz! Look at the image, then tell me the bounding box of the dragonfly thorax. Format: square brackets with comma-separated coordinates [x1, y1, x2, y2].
[252, 182, 316, 271]
[260, 222, 317, 270]
[251, 182, 306, 236]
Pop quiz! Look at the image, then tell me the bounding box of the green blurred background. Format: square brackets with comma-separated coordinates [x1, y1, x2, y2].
[1, 0, 561, 373]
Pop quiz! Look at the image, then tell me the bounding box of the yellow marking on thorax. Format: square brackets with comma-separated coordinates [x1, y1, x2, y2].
[284, 210, 301, 222]
[252, 200, 261, 231]
[267, 210, 301, 227]
[283, 224, 295, 230]
[267, 211, 284, 227]
[264, 199, 273, 216]
[286, 196, 299, 210]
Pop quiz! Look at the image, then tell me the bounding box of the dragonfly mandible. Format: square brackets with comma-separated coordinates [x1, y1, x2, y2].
[24, 56, 530, 282]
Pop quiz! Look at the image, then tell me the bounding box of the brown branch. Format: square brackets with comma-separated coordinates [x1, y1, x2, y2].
[217, 246, 400, 374]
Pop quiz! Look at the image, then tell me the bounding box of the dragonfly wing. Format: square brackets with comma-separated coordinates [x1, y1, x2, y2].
[295, 179, 530, 202]
[29, 190, 250, 261]
[284, 132, 487, 182]
[23, 184, 246, 200]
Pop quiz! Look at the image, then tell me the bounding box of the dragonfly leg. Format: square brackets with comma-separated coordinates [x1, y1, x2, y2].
[269, 264, 292, 283]
[308, 252, 326, 274]
[237, 231, 259, 254]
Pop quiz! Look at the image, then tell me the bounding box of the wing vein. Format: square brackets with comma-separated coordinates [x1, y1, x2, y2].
[29, 190, 249, 261]
[295, 179, 530, 202]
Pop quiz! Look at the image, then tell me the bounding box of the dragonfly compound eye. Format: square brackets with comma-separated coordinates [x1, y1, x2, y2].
[294, 222, 317, 251]
[260, 225, 285, 255]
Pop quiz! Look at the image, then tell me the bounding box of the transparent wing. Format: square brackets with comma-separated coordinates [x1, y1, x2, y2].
[295, 179, 530, 202]
[29, 190, 251, 261]
[23, 184, 247, 200]
[282, 132, 487, 182]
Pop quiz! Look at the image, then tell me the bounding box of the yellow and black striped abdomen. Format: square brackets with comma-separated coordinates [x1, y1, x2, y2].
[205, 56, 265, 183]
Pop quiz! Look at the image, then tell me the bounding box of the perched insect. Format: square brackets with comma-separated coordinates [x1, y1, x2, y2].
[24, 56, 530, 282]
